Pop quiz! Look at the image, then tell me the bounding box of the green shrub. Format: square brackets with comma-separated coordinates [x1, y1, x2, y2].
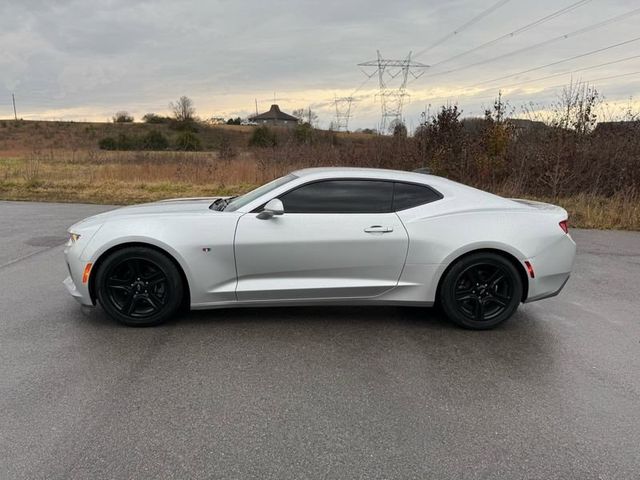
[98, 137, 118, 150]
[99, 134, 136, 150]
[174, 131, 201, 151]
[142, 113, 170, 124]
[141, 130, 169, 150]
[293, 122, 314, 144]
[249, 126, 277, 147]
[169, 118, 199, 132]
[112, 111, 134, 123]
[115, 133, 134, 149]
[392, 122, 408, 137]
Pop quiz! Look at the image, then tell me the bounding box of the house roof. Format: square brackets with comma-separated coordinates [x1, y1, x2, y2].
[249, 104, 298, 122]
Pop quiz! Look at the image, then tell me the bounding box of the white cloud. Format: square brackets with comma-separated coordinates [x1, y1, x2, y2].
[1, 0, 639, 127]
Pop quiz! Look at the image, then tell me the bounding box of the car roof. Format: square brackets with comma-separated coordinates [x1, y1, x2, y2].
[292, 167, 439, 184]
[290, 167, 512, 205]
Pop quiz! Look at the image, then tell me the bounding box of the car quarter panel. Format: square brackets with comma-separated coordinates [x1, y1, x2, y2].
[392, 205, 573, 303]
[80, 213, 239, 306]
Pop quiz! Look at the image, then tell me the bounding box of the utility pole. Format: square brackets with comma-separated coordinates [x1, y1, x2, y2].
[333, 95, 353, 132]
[358, 51, 428, 133]
[12, 93, 17, 121]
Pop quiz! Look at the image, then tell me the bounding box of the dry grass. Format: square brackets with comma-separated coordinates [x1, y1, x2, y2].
[0, 150, 260, 204]
[1, 149, 638, 229]
[1, 115, 638, 230]
[545, 192, 640, 230]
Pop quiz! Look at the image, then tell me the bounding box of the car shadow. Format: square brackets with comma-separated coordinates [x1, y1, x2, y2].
[176, 304, 557, 374]
[81, 302, 558, 379]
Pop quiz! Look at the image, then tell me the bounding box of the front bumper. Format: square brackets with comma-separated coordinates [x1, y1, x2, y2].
[63, 275, 93, 306]
[63, 244, 94, 306]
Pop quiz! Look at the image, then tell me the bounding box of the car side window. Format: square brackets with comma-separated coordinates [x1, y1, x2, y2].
[392, 182, 442, 211]
[279, 180, 394, 213]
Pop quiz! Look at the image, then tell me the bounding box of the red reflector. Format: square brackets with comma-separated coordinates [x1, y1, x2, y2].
[524, 260, 535, 279]
[82, 263, 93, 284]
[559, 220, 569, 234]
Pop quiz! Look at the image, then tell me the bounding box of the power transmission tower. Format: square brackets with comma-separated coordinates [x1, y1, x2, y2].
[358, 51, 428, 133]
[332, 95, 353, 132]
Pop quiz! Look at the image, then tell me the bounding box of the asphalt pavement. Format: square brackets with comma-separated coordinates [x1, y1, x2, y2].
[1, 200, 639, 479]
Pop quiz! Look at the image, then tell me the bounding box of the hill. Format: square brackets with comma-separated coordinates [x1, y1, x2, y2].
[0, 119, 254, 152]
[0, 118, 638, 230]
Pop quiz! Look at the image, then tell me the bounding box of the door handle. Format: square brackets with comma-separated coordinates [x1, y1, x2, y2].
[364, 225, 393, 233]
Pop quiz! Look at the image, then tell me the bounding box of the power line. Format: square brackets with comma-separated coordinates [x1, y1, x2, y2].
[413, 0, 512, 58]
[468, 35, 640, 88]
[413, 6, 640, 81]
[429, 0, 592, 68]
[582, 69, 640, 85]
[498, 54, 640, 89]
[516, 70, 640, 94]
[418, 70, 640, 108]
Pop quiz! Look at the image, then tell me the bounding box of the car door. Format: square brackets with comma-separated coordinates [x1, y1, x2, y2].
[234, 179, 409, 301]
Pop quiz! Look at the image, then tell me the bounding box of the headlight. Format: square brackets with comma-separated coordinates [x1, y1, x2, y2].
[67, 232, 81, 246]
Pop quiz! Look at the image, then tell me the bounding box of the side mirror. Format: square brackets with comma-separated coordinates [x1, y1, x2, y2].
[257, 198, 284, 219]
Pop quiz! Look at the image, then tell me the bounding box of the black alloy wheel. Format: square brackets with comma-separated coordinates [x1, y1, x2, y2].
[440, 252, 523, 329]
[96, 247, 183, 326]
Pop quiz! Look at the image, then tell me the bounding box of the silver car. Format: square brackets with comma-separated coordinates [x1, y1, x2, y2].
[64, 167, 576, 329]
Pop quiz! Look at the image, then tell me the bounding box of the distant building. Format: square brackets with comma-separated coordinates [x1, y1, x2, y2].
[249, 104, 299, 128]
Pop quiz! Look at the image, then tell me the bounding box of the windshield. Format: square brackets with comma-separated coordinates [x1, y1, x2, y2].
[222, 174, 297, 212]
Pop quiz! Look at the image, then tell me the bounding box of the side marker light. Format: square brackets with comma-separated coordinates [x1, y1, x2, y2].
[82, 263, 93, 284]
[524, 260, 535, 279]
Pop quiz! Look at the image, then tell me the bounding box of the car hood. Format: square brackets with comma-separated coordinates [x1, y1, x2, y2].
[69, 197, 227, 231]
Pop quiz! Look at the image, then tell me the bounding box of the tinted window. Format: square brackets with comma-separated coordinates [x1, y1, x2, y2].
[393, 182, 442, 211]
[225, 174, 296, 212]
[280, 180, 393, 213]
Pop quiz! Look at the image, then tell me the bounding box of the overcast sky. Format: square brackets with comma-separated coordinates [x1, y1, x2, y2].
[1, 0, 639, 129]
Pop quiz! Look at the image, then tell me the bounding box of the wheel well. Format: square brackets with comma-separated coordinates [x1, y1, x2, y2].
[88, 242, 191, 309]
[435, 248, 529, 303]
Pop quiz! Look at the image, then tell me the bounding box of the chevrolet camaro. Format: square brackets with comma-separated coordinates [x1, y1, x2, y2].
[64, 167, 576, 329]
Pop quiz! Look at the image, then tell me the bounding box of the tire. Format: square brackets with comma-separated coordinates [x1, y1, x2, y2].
[95, 246, 184, 327]
[439, 252, 522, 330]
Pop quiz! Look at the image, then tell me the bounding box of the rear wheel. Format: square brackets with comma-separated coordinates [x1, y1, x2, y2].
[95, 247, 183, 327]
[439, 252, 522, 330]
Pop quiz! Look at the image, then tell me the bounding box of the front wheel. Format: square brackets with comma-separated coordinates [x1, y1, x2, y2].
[95, 246, 184, 327]
[439, 252, 522, 330]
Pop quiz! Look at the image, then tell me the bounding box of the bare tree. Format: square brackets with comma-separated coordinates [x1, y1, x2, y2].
[112, 111, 134, 123]
[292, 107, 318, 126]
[170, 96, 196, 122]
[551, 80, 600, 135]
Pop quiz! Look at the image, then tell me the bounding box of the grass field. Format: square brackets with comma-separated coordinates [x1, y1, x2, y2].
[1, 149, 638, 230]
[1, 120, 638, 230]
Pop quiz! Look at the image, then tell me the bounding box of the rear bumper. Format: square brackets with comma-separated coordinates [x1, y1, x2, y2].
[525, 274, 570, 303]
[524, 234, 576, 303]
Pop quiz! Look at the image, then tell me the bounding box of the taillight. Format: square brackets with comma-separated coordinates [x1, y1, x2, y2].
[559, 220, 569, 234]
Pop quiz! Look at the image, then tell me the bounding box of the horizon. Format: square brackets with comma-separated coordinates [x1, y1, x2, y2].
[2, 0, 639, 129]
